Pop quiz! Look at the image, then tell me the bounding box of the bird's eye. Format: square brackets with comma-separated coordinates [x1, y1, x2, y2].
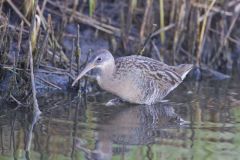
[97, 57, 102, 62]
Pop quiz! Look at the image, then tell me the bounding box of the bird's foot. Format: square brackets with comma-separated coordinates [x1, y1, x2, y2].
[105, 98, 125, 106]
[159, 99, 169, 103]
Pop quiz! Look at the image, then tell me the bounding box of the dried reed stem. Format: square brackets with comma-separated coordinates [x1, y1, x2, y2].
[14, 21, 23, 82]
[70, 0, 79, 21]
[140, 0, 153, 43]
[6, 0, 31, 26]
[196, 0, 216, 67]
[69, 38, 75, 83]
[28, 0, 41, 114]
[76, 24, 81, 74]
[159, 0, 165, 43]
[210, 8, 240, 64]
[36, 19, 49, 69]
[16, 22, 24, 66]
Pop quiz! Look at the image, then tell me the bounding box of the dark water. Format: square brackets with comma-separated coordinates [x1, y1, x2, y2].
[0, 78, 240, 160]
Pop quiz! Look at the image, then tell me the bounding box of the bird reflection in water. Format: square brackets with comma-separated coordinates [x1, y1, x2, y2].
[76, 103, 187, 160]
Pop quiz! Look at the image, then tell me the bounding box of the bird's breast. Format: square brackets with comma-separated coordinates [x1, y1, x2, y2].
[97, 75, 144, 104]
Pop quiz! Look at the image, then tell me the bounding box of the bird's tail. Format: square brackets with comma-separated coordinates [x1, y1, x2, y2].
[174, 64, 193, 80]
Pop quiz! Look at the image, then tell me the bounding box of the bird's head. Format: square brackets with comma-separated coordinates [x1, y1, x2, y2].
[72, 49, 114, 86]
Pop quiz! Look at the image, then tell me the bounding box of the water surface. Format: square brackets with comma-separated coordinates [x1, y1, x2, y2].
[0, 78, 240, 160]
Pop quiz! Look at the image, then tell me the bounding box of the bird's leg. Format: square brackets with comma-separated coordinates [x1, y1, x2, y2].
[148, 106, 159, 124]
[105, 98, 125, 106]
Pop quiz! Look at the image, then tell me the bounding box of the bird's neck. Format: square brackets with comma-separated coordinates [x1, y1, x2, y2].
[96, 62, 116, 82]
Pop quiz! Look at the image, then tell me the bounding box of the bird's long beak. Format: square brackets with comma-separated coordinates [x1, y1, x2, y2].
[72, 63, 95, 86]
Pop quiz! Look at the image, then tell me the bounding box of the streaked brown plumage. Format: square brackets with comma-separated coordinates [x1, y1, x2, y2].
[72, 49, 193, 105]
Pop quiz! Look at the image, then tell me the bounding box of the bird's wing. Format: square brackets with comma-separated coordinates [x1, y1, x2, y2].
[115, 55, 183, 99]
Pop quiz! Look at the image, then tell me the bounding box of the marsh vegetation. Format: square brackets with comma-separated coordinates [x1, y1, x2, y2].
[0, 0, 240, 159]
